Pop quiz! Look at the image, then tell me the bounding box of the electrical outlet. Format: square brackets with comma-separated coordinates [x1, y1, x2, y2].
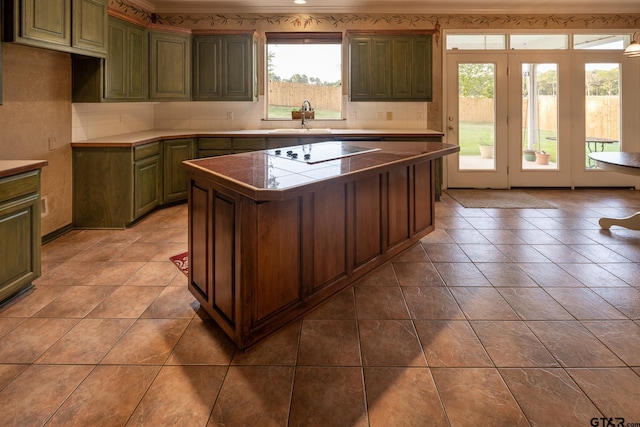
[48, 137, 57, 151]
[349, 111, 357, 120]
[227, 112, 234, 120]
[417, 111, 424, 120]
[386, 112, 393, 120]
[41, 195, 49, 217]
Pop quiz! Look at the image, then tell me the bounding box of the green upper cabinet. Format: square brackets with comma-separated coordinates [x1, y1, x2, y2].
[21, 0, 71, 47]
[4, 0, 107, 57]
[105, 16, 148, 100]
[149, 30, 191, 101]
[192, 32, 257, 101]
[192, 36, 222, 99]
[72, 0, 108, 54]
[349, 36, 392, 100]
[348, 32, 433, 102]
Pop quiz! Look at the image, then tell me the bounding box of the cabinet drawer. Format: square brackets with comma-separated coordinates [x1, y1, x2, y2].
[134, 142, 160, 160]
[232, 137, 265, 150]
[197, 149, 231, 158]
[266, 137, 299, 149]
[198, 137, 232, 150]
[0, 171, 40, 203]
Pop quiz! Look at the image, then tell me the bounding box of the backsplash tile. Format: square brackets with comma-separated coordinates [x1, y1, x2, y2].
[72, 98, 429, 141]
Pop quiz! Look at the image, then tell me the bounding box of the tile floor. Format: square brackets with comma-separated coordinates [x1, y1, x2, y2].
[1, 189, 640, 426]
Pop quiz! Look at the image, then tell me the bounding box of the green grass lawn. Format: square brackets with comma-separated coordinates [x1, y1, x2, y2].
[459, 121, 619, 164]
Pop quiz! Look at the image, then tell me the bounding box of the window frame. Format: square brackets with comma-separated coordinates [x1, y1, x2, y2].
[265, 32, 343, 120]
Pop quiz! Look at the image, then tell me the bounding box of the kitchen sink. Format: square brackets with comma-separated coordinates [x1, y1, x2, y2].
[268, 128, 332, 134]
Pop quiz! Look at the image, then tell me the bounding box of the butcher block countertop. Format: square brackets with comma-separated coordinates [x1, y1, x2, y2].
[0, 160, 48, 179]
[71, 129, 444, 147]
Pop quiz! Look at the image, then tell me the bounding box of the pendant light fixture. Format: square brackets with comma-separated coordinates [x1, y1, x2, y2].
[623, 31, 640, 58]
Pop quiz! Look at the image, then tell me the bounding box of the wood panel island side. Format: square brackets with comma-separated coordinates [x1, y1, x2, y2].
[183, 140, 459, 348]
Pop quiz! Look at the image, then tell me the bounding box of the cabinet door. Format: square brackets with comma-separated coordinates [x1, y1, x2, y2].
[197, 137, 232, 158]
[410, 36, 432, 101]
[350, 34, 431, 101]
[149, 31, 191, 100]
[127, 24, 148, 100]
[349, 36, 392, 101]
[349, 37, 372, 100]
[163, 138, 194, 203]
[0, 193, 40, 303]
[192, 36, 222, 100]
[370, 38, 393, 99]
[392, 37, 412, 99]
[134, 155, 161, 219]
[72, 0, 107, 54]
[393, 36, 432, 101]
[222, 36, 254, 100]
[22, 0, 71, 46]
[232, 137, 265, 153]
[105, 17, 127, 99]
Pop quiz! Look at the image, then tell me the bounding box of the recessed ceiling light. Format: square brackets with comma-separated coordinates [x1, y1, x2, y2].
[294, 0, 306, 4]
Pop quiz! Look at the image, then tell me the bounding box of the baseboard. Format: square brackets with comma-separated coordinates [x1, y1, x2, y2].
[42, 223, 74, 245]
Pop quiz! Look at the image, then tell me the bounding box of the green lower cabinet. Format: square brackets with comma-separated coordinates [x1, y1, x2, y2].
[73, 144, 161, 228]
[73, 139, 197, 228]
[0, 170, 42, 304]
[266, 137, 299, 149]
[196, 137, 232, 158]
[232, 137, 265, 153]
[163, 138, 195, 203]
[134, 154, 162, 218]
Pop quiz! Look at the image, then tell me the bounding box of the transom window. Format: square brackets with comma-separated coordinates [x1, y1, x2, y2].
[446, 32, 632, 51]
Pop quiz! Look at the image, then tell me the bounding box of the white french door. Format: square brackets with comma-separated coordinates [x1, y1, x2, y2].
[570, 51, 640, 187]
[446, 48, 640, 189]
[446, 53, 509, 188]
[507, 52, 572, 187]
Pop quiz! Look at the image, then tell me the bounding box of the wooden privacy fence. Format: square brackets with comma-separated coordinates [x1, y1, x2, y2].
[460, 96, 620, 140]
[268, 81, 342, 111]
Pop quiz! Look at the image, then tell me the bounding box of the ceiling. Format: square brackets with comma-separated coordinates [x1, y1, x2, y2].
[135, 0, 640, 14]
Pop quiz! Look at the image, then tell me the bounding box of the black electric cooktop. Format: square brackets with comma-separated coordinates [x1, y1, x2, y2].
[266, 142, 380, 164]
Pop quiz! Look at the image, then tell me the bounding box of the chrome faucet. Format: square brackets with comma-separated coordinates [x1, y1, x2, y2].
[301, 99, 312, 129]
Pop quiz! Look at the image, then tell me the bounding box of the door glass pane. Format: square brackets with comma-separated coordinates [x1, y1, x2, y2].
[458, 63, 495, 170]
[522, 63, 558, 170]
[585, 63, 620, 169]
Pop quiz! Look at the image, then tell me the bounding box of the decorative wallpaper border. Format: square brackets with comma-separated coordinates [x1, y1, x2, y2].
[111, 0, 640, 30]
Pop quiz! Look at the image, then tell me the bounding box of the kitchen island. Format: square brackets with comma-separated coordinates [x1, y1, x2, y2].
[183, 140, 458, 348]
